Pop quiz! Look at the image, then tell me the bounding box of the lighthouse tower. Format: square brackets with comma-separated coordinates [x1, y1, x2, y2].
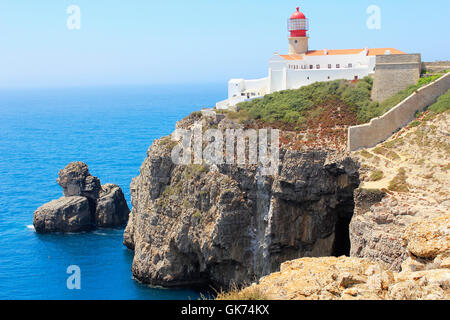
[288, 6, 309, 55]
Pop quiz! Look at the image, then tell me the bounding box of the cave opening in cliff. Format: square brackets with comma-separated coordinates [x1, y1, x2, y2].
[332, 216, 352, 256]
[331, 200, 354, 257]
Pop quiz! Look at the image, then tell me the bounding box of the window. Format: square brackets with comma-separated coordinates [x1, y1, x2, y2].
[307, 77, 310, 80]
[328, 64, 332, 69]
[328, 76, 330, 79]
[309, 65, 313, 69]
[348, 63, 353, 68]
[316, 64, 320, 69]
[336, 64, 340, 68]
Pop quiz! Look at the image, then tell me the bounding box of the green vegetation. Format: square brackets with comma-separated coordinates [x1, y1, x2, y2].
[192, 210, 202, 219]
[232, 77, 374, 126]
[226, 74, 443, 129]
[159, 136, 178, 149]
[370, 170, 384, 181]
[408, 120, 421, 128]
[383, 137, 404, 149]
[360, 150, 373, 158]
[428, 89, 450, 114]
[363, 75, 443, 123]
[184, 164, 209, 180]
[373, 146, 400, 161]
[388, 168, 410, 192]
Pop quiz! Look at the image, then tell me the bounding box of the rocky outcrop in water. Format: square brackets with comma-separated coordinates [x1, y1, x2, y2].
[123, 113, 360, 288]
[34, 162, 130, 233]
[33, 196, 92, 233]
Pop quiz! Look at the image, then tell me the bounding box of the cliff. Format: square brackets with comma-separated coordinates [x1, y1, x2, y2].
[351, 110, 449, 271]
[123, 112, 360, 288]
[221, 110, 449, 300]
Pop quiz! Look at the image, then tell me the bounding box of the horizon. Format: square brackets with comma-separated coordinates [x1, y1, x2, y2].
[0, 0, 449, 89]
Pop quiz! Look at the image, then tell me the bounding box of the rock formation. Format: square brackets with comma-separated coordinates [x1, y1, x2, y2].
[225, 110, 449, 300]
[350, 110, 450, 271]
[123, 112, 360, 288]
[222, 209, 449, 300]
[34, 162, 130, 233]
[33, 196, 92, 233]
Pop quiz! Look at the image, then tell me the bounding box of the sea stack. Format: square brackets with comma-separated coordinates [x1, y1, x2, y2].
[33, 162, 130, 233]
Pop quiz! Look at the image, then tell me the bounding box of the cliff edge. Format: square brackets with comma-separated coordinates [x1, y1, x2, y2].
[123, 112, 360, 288]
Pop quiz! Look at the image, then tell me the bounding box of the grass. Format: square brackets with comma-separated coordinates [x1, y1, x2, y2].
[409, 120, 421, 128]
[360, 150, 373, 158]
[388, 168, 410, 192]
[383, 138, 404, 149]
[370, 170, 384, 181]
[215, 283, 268, 301]
[428, 89, 450, 114]
[373, 146, 400, 161]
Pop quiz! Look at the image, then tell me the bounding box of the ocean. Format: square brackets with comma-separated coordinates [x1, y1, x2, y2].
[0, 84, 225, 300]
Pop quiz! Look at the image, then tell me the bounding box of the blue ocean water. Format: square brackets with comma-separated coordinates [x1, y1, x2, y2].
[0, 84, 225, 300]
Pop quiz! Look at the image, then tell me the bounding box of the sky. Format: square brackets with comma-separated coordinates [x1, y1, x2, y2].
[0, 0, 449, 88]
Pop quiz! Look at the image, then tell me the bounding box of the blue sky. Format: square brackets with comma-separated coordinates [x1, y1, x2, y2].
[0, 0, 449, 88]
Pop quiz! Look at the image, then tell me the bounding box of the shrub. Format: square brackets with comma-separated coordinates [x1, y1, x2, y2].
[215, 284, 268, 301]
[409, 120, 421, 128]
[428, 89, 450, 114]
[370, 170, 384, 181]
[360, 150, 373, 158]
[388, 168, 409, 192]
[227, 75, 442, 128]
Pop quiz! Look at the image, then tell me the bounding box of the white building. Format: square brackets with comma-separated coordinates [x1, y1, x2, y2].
[216, 6, 406, 110]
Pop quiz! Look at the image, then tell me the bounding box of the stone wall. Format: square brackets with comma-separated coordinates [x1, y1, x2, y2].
[371, 54, 421, 102]
[348, 72, 450, 151]
[422, 61, 450, 73]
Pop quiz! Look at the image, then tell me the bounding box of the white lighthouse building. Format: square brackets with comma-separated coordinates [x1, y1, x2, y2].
[216, 6, 406, 109]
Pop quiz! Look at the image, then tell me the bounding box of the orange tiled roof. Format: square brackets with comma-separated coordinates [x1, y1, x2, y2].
[279, 54, 303, 60]
[367, 48, 405, 56]
[306, 49, 365, 56]
[279, 48, 405, 59]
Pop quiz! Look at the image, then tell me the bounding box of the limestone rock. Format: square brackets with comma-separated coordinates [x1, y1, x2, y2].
[57, 162, 101, 200]
[123, 112, 360, 288]
[33, 196, 92, 233]
[229, 256, 449, 300]
[34, 162, 130, 233]
[350, 111, 450, 272]
[95, 184, 130, 228]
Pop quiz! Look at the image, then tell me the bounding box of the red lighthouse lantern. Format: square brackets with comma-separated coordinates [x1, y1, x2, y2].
[288, 7, 308, 37]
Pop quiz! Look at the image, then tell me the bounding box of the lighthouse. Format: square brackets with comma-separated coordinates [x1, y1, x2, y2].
[288, 6, 309, 55]
[216, 5, 408, 110]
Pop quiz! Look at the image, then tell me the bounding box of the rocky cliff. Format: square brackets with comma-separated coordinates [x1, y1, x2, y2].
[351, 110, 450, 271]
[123, 112, 360, 288]
[223, 110, 449, 300]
